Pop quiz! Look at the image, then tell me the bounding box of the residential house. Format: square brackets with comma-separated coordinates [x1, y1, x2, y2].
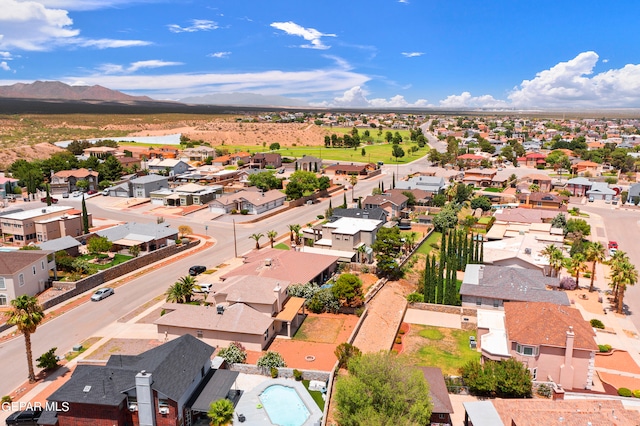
[362, 193, 408, 218]
[94, 222, 178, 252]
[117, 156, 142, 170]
[517, 152, 547, 167]
[456, 153, 484, 167]
[517, 192, 567, 210]
[157, 276, 306, 350]
[249, 153, 282, 169]
[208, 189, 286, 215]
[330, 207, 387, 222]
[83, 146, 118, 159]
[130, 175, 170, 198]
[627, 182, 640, 204]
[460, 264, 568, 309]
[220, 248, 340, 285]
[463, 399, 640, 426]
[146, 158, 190, 176]
[106, 182, 133, 198]
[324, 163, 375, 176]
[181, 146, 217, 162]
[571, 160, 600, 176]
[47, 334, 236, 426]
[149, 183, 221, 207]
[564, 177, 593, 196]
[303, 216, 383, 261]
[462, 168, 498, 187]
[0, 251, 56, 306]
[296, 155, 322, 172]
[420, 367, 454, 426]
[504, 302, 597, 390]
[385, 188, 433, 206]
[394, 175, 446, 193]
[586, 181, 617, 201]
[212, 152, 250, 167]
[51, 168, 99, 194]
[0, 206, 90, 246]
[520, 174, 552, 192]
[38, 235, 82, 257]
[147, 145, 180, 159]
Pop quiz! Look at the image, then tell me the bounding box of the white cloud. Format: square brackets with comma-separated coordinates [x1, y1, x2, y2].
[76, 38, 151, 49]
[317, 86, 430, 108]
[208, 51, 231, 58]
[168, 19, 219, 33]
[602, 59, 609, 63]
[401, 52, 424, 58]
[398, 0, 409, 3]
[270, 21, 335, 50]
[128, 60, 182, 72]
[34, 0, 148, 11]
[508, 51, 640, 108]
[439, 92, 509, 109]
[0, 61, 10, 71]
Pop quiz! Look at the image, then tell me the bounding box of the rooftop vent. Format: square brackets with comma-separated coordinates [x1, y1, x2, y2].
[216, 305, 224, 315]
[83, 385, 91, 393]
[265, 258, 272, 267]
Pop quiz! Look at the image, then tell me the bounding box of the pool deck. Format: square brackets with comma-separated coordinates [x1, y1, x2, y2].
[234, 378, 323, 426]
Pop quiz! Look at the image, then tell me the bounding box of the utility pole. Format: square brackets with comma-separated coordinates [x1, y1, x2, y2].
[233, 219, 238, 258]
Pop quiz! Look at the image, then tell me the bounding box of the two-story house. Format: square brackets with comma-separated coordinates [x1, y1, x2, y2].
[0, 251, 56, 306]
[0, 206, 89, 246]
[51, 168, 99, 194]
[363, 193, 408, 218]
[249, 153, 282, 169]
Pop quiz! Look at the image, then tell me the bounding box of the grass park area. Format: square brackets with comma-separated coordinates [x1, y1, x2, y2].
[405, 325, 480, 376]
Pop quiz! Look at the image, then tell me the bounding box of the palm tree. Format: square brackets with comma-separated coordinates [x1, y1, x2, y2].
[249, 233, 264, 250]
[356, 245, 368, 263]
[584, 242, 606, 292]
[6, 295, 45, 383]
[609, 251, 638, 314]
[288, 224, 299, 242]
[165, 276, 196, 304]
[288, 224, 302, 245]
[539, 244, 564, 277]
[349, 174, 358, 201]
[208, 398, 234, 426]
[528, 183, 540, 193]
[267, 230, 278, 248]
[565, 253, 588, 288]
[403, 232, 417, 253]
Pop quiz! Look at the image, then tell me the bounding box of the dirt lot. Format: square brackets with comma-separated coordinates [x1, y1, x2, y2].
[83, 338, 162, 361]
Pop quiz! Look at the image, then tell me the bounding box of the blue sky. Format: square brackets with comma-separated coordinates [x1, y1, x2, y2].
[2, 0, 640, 108]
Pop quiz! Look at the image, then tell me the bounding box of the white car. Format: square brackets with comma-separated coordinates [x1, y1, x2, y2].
[609, 248, 618, 257]
[193, 283, 213, 293]
[91, 288, 114, 301]
[72, 191, 81, 197]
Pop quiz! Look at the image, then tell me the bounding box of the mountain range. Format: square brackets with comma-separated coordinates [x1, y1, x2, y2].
[0, 81, 154, 102]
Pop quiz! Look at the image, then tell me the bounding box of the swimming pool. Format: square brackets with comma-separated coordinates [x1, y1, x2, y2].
[259, 384, 310, 426]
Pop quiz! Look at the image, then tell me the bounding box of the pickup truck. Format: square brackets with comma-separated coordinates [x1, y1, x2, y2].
[40, 197, 58, 204]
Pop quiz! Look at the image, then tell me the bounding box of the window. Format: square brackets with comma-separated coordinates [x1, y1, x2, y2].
[529, 367, 537, 380]
[0, 294, 6, 306]
[439, 414, 446, 419]
[41, 261, 45, 270]
[0, 277, 5, 290]
[516, 343, 538, 356]
[33, 266, 37, 275]
[196, 330, 203, 338]
[493, 299, 500, 308]
[19, 274, 24, 287]
[476, 298, 482, 306]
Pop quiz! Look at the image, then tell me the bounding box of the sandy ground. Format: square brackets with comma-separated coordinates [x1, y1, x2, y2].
[0, 142, 65, 168]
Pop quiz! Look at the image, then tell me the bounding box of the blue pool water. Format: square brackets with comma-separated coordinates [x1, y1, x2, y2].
[259, 385, 310, 426]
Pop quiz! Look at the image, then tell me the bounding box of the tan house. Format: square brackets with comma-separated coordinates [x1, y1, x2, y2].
[520, 174, 552, 192]
[363, 192, 408, 218]
[462, 168, 498, 187]
[516, 192, 567, 210]
[478, 302, 597, 391]
[571, 160, 600, 176]
[156, 276, 306, 351]
[51, 168, 99, 194]
[208, 189, 286, 215]
[0, 251, 56, 306]
[0, 206, 90, 246]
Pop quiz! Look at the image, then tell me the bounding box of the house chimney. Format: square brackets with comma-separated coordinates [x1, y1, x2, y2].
[135, 370, 156, 426]
[274, 283, 282, 312]
[559, 326, 575, 389]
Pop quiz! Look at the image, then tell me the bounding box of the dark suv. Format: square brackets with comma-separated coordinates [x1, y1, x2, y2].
[189, 265, 206, 276]
[5, 409, 43, 426]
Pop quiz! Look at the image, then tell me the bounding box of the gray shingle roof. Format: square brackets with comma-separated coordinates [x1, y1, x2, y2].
[331, 207, 387, 222]
[37, 236, 81, 252]
[96, 222, 178, 241]
[460, 264, 569, 305]
[0, 251, 50, 275]
[48, 335, 214, 406]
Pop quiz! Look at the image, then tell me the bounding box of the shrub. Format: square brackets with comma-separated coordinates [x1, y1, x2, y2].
[583, 272, 591, 278]
[1, 395, 11, 404]
[407, 292, 424, 303]
[360, 265, 369, 274]
[240, 209, 249, 215]
[257, 351, 286, 370]
[316, 215, 324, 220]
[559, 276, 577, 290]
[598, 344, 612, 353]
[633, 390, 640, 398]
[36, 347, 59, 371]
[230, 209, 237, 214]
[175, 238, 182, 245]
[536, 383, 552, 398]
[354, 307, 365, 317]
[270, 367, 279, 378]
[618, 387, 632, 397]
[293, 369, 303, 381]
[335, 343, 362, 369]
[217, 342, 248, 365]
[395, 337, 402, 344]
[398, 329, 405, 335]
[590, 319, 605, 329]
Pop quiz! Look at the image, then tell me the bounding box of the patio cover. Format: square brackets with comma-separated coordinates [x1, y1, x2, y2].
[275, 296, 306, 322]
[189, 369, 239, 413]
[112, 238, 143, 247]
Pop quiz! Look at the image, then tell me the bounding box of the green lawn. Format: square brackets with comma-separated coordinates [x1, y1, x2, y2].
[407, 325, 480, 376]
[477, 217, 492, 225]
[77, 254, 133, 269]
[302, 380, 325, 410]
[483, 187, 503, 193]
[414, 231, 441, 256]
[274, 243, 290, 250]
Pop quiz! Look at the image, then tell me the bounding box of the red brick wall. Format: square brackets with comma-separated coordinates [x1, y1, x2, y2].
[57, 402, 130, 426]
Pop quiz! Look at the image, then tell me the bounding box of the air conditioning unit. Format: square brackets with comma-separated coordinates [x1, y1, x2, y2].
[159, 407, 169, 415]
[128, 404, 138, 412]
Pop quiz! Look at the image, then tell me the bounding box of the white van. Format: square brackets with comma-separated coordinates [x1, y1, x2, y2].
[194, 283, 213, 293]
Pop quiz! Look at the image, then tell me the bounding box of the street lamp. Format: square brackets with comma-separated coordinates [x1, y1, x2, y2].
[232, 219, 238, 257]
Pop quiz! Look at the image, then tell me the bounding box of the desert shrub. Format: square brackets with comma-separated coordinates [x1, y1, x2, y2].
[293, 369, 303, 381]
[257, 351, 286, 369]
[633, 390, 640, 398]
[288, 282, 319, 299]
[308, 288, 340, 313]
[536, 383, 552, 398]
[407, 292, 424, 303]
[355, 307, 365, 317]
[395, 337, 402, 344]
[270, 367, 279, 378]
[559, 276, 577, 290]
[240, 209, 249, 215]
[618, 387, 632, 397]
[230, 209, 237, 214]
[590, 319, 605, 329]
[360, 265, 369, 274]
[334, 343, 362, 369]
[317, 215, 324, 220]
[217, 342, 247, 365]
[398, 329, 405, 335]
[598, 344, 612, 353]
[1, 395, 12, 404]
[36, 347, 59, 371]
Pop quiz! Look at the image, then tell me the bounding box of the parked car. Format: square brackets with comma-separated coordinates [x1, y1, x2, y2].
[40, 197, 58, 204]
[87, 189, 97, 195]
[588, 196, 594, 202]
[194, 283, 213, 293]
[609, 248, 618, 257]
[62, 192, 69, 198]
[91, 288, 114, 301]
[71, 191, 81, 197]
[189, 265, 207, 276]
[102, 189, 110, 196]
[608, 241, 618, 249]
[5, 408, 43, 426]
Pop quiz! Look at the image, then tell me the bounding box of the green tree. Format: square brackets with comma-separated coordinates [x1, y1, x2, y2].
[269, 142, 281, 151]
[609, 251, 638, 314]
[87, 236, 112, 256]
[539, 244, 564, 277]
[334, 343, 361, 369]
[128, 245, 140, 258]
[318, 176, 331, 191]
[550, 213, 568, 233]
[207, 398, 234, 426]
[585, 242, 606, 292]
[249, 233, 264, 250]
[5, 295, 45, 383]
[248, 171, 281, 191]
[36, 347, 59, 371]
[217, 342, 247, 364]
[335, 352, 433, 426]
[392, 144, 405, 162]
[257, 351, 286, 369]
[267, 230, 278, 248]
[332, 273, 363, 306]
[44, 184, 52, 206]
[75, 179, 89, 192]
[284, 180, 304, 200]
[433, 204, 459, 232]
[9, 159, 43, 200]
[566, 218, 591, 237]
[470, 196, 492, 211]
[97, 155, 123, 182]
[165, 276, 196, 304]
[565, 253, 588, 288]
[81, 195, 89, 234]
[287, 224, 301, 245]
[288, 170, 319, 193]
